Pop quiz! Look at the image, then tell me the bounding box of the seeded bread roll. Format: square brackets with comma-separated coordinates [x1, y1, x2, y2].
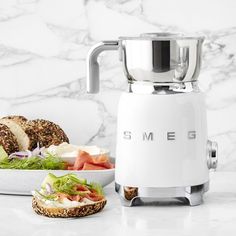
[0, 124, 19, 154]
[2, 116, 28, 125]
[0, 119, 38, 151]
[32, 197, 106, 218]
[28, 119, 69, 148]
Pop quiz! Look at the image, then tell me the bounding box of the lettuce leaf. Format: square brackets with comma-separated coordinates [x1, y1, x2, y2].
[40, 173, 104, 197]
[90, 182, 104, 196]
[34, 190, 57, 200]
[0, 154, 66, 170]
[52, 173, 88, 195]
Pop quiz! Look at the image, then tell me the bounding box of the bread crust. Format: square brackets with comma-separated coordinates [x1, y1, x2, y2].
[4, 116, 39, 150]
[0, 118, 38, 151]
[0, 124, 19, 154]
[32, 197, 107, 218]
[28, 119, 69, 148]
[0, 116, 69, 151]
[22, 122, 38, 150]
[2, 116, 28, 125]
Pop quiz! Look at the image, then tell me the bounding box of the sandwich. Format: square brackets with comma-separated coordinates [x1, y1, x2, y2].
[32, 173, 106, 218]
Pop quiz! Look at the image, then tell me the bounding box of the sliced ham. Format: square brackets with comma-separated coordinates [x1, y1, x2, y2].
[85, 192, 104, 202]
[75, 184, 90, 192]
[92, 155, 113, 169]
[57, 192, 70, 201]
[69, 150, 115, 171]
[82, 163, 107, 170]
[70, 195, 81, 202]
[73, 150, 93, 170]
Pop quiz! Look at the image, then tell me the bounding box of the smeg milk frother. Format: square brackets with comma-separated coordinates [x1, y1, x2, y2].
[87, 33, 218, 206]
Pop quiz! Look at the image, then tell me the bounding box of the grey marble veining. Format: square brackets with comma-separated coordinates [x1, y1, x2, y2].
[0, 0, 235, 169]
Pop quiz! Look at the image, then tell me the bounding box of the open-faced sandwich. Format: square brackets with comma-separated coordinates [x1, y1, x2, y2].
[32, 173, 107, 218]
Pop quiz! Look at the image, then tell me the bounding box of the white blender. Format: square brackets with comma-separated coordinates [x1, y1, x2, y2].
[87, 33, 218, 206]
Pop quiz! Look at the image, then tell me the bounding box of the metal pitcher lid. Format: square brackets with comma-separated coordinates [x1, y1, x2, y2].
[119, 32, 205, 41]
[119, 32, 204, 83]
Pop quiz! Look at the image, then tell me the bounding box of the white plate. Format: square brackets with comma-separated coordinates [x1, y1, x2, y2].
[0, 157, 115, 195]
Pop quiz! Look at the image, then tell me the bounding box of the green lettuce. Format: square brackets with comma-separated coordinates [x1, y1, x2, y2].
[0, 153, 66, 170]
[41, 173, 104, 196]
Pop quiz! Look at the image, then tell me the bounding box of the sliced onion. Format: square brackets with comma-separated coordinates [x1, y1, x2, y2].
[36, 154, 44, 159]
[9, 147, 46, 159]
[45, 183, 53, 194]
[32, 146, 46, 157]
[9, 150, 31, 159]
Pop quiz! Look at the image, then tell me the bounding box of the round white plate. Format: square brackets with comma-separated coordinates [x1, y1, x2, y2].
[0, 157, 115, 195]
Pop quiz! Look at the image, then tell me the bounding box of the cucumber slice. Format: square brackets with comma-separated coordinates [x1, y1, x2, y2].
[0, 146, 8, 161]
[41, 173, 58, 189]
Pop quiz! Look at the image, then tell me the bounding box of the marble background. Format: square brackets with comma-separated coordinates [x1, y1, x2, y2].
[0, 0, 235, 170]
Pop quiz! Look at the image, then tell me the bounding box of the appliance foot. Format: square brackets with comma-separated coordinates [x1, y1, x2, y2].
[185, 182, 209, 206]
[186, 192, 203, 206]
[115, 182, 209, 207]
[119, 196, 142, 207]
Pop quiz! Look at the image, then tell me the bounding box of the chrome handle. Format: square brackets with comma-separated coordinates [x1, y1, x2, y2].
[207, 140, 218, 169]
[86, 40, 119, 93]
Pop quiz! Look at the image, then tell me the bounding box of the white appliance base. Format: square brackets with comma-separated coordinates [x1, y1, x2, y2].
[115, 182, 209, 206]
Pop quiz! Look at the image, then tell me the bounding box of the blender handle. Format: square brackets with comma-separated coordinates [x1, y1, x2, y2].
[87, 40, 119, 93]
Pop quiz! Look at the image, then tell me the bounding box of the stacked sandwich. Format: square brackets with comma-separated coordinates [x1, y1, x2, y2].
[0, 115, 69, 154]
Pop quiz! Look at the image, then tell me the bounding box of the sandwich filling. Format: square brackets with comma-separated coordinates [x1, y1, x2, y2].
[32, 173, 105, 208]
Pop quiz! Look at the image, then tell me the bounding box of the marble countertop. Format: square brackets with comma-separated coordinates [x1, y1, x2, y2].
[0, 172, 236, 236]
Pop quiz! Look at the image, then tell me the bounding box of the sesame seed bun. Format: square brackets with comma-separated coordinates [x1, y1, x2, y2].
[32, 197, 107, 218]
[28, 119, 69, 148]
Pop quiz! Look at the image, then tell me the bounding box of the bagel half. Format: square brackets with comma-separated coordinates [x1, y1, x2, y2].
[32, 197, 107, 218]
[28, 119, 69, 148]
[0, 118, 38, 151]
[2, 115, 28, 124]
[0, 123, 19, 154]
